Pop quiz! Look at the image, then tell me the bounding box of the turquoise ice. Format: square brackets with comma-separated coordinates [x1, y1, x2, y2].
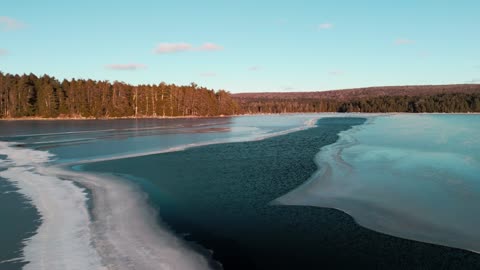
[277, 114, 480, 253]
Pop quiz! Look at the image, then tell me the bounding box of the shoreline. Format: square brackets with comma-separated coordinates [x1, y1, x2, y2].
[1, 112, 479, 121]
[0, 115, 233, 121]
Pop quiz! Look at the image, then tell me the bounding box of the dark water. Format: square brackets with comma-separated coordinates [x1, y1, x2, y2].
[0, 176, 41, 270]
[84, 117, 480, 269]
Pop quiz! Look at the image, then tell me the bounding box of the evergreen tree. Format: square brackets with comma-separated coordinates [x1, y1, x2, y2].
[0, 71, 241, 118]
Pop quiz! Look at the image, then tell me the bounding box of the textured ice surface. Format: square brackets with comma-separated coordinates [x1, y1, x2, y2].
[276, 114, 480, 253]
[0, 142, 105, 270]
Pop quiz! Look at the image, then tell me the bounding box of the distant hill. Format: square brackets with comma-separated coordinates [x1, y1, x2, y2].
[233, 85, 480, 113]
[233, 84, 480, 101]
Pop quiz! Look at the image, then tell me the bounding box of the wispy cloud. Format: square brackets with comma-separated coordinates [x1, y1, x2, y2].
[198, 42, 223, 51]
[318, 23, 333, 30]
[200, 72, 217, 77]
[0, 49, 8, 56]
[466, 78, 480, 83]
[154, 42, 192, 54]
[0, 16, 25, 31]
[395, 38, 415, 45]
[328, 70, 345, 76]
[248, 65, 261, 71]
[105, 64, 147, 70]
[154, 42, 223, 54]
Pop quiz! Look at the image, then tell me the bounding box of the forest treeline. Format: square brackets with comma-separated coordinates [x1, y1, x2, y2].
[0, 72, 239, 118]
[1, 71, 480, 118]
[234, 93, 480, 113]
[234, 84, 480, 113]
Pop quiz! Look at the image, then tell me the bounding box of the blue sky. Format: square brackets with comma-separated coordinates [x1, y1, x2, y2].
[1, 0, 479, 93]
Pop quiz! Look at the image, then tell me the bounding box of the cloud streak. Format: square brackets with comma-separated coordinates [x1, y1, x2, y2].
[198, 42, 223, 51]
[0, 49, 7, 56]
[0, 16, 25, 31]
[154, 43, 193, 54]
[318, 23, 333, 30]
[395, 38, 415, 45]
[248, 65, 261, 71]
[105, 64, 147, 70]
[154, 42, 223, 54]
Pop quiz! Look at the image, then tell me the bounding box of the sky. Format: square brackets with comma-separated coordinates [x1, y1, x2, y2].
[1, 0, 479, 93]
